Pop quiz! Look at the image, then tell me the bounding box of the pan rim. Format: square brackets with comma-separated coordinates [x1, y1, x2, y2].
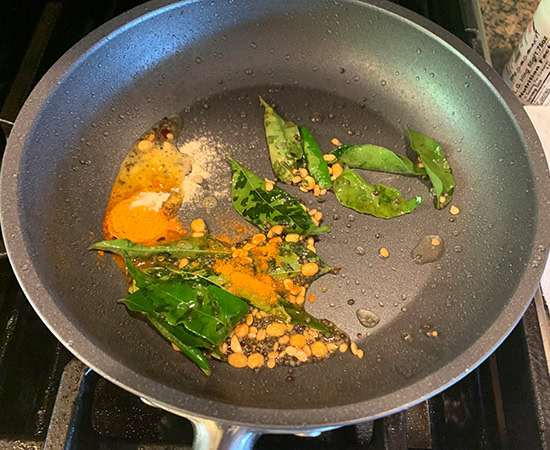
[2, 0, 549, 429]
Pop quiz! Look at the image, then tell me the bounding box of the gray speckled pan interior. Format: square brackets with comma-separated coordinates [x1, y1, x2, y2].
[1, 0, 549, 429]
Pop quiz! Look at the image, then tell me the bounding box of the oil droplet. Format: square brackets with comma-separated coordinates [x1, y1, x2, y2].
[250, 42, 257, 48]
[453, 245, 462, 253]
[356, 309, 380, 328]
[380, 80, 387, 86]
[202, 196, 217, 209]
[355, 246, 365, 255]
[411, 235, 445, 264]
[416, 48, 422, 54]
[195, 57, 202, 64]
[347, 299, 355, 305]
[310, 112, 323, 123]
[464, 82, 470, 88]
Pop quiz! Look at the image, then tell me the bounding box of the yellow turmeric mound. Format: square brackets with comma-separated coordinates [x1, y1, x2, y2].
[103, 193, 184, 246]
[213, 259, 279, 307]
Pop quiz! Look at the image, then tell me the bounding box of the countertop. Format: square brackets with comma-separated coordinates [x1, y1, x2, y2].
[479, 0, 540, 71]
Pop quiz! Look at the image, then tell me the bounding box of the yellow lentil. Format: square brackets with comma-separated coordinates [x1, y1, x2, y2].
[228, 352, 248, 368]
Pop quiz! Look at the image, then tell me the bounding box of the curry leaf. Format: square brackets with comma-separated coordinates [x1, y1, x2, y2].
[331, 144, 426, 176]
[230, 159, 330, 235]
[407, 128, 455, 209]
[300, 126, 332, 189]
[259, 96, 303, 183]
[148, 316, 211, 376]
[89, 235, 231, 259]
[334, 168, 422, 219]
[281, 300, 334, 335]
[266, 241, 334, 282]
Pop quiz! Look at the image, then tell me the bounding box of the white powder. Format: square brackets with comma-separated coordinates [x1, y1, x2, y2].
[178, 136, 229, 205]
[130, 191, 170, 210]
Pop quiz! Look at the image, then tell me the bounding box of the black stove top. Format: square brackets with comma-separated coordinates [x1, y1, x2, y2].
[1, 1, 550, 449]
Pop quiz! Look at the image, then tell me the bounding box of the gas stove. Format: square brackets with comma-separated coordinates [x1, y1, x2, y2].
[1, 1, 550, 449]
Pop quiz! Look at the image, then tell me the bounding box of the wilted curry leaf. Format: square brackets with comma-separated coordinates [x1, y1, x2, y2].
[259, 96, 303, 183]
[230, 159, 330, 235]
[407, 128, 455, 209]
[331, 144, 426, 176]
[334, 168, 422, 219]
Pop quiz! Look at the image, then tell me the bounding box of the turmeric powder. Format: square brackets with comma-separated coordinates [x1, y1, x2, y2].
[213, 259, 279, 307]
[103, 192, 184, 245]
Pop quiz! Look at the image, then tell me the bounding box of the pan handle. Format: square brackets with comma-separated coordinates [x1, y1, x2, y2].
[140, 397, 260, 449]
[189, 417, 259, 450]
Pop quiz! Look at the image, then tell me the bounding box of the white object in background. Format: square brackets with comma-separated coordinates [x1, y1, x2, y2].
[524, 106, 550, 304]
[503, 0, 550, 105]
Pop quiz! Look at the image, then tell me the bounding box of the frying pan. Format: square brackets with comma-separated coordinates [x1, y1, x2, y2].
[2, 0, 550, 447]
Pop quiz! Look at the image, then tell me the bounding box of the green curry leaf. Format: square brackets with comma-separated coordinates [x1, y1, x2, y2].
[259, 96, 303, 183]
[148, 316, 212, 376]
[407, 128, 455, 209]
[300, 126, 332, 189]
[230, 159, 330, 235]
[281, 300, 334, 335]
[331, 144, 426, 176]
[334, 168, 422, 219]
[89, 236, 232, 259]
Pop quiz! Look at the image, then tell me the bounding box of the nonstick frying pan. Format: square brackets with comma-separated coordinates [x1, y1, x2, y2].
[2, 0, 550, 447]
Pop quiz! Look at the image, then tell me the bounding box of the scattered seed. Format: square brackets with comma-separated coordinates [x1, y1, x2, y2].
[251, 233, 267, 245]
[324, 153, 337, 162]
[256, 329, 266, 341]
[311, 341, 328, 357]
[331, 163, 343, 178]
[138, 139, 153, 152]
[290, 334, 307, 348]
[285, 234, 300, 243]
[267, 358, 276, 368]
[450, 205, 460, 215]
[356, 349, 364, 359]
[350, 342, 358, 355]
[178, 258, 189, 268]
[285, 346, 298, 356]
[228, 352, 248, 368]
[265, 181, 274, 191]
[301, 262, 319, 276]
[278, 335, 290, 344]
[190, 218, 206, 233]
[266, 322, 287, 337]
[379, 247, 390, 258]
[327, 343, 337, 352]
[234, 324, 249, 338]
[331, 138, 342, 146]
[246, 314, 253, 326]
[439, 195, 447, 205]
[296, 350, 308, 362]
[231, 335, 243, 353]
[339, 343, 348, 353]
[172, 343, 181, 352]
[247, 353, 264, 369]
[431, 237, 441, 247]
